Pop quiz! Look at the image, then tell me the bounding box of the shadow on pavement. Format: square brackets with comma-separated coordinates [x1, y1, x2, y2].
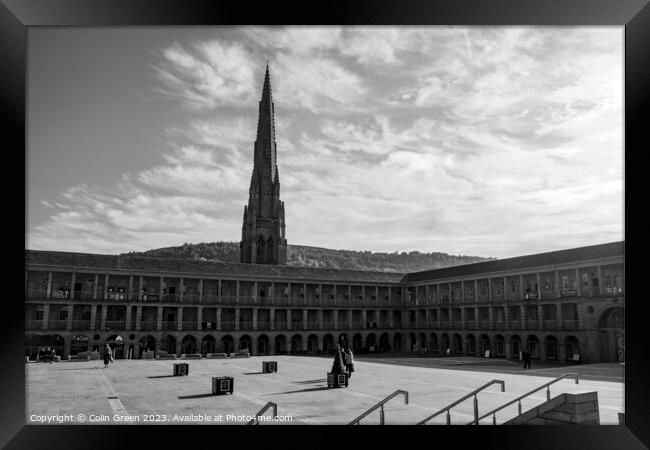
[178, 393, 216, 399]
[242, 372, 266, 375]
[269, 386, 332, 395]
[294, 379, 327, 384]
[148, 375, 176, 378]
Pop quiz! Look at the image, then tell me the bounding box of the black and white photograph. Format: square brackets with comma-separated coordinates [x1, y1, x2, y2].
[23, 25, 625, 427]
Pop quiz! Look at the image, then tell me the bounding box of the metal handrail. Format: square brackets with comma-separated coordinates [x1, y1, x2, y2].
[247, 402, 278, 425]
[348, 390, 409, 425]
[416, 379, 505, 425]
[470, 373, 579, 425]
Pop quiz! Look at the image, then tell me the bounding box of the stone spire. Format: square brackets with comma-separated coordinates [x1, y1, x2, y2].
[240, 64, 287, 265]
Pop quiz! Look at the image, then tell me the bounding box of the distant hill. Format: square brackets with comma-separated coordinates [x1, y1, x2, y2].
[121, 242, 494, 273]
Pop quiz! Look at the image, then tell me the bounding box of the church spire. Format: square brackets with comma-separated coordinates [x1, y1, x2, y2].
[254, 63, 277, 181]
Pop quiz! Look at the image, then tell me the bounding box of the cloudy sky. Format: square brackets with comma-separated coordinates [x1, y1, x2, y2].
[26, 26, 624, 259]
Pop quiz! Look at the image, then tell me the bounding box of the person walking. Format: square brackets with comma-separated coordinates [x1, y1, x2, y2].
[344, 347, 355, 379]
[522, 349, 531, 369]
[103, 344, 112, 369]
[50, 347, 56, 364]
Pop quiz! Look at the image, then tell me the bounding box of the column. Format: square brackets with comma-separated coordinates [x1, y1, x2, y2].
[333, 310, 338, 330]
[138, 276, 143, 301]
[216, 308, 222, 331]
[426, 309, 431, 328]
[66, 304, 74, 330]
[448, 283, 452, 304]
[504, 306, 509, 330]
[235, 308, 240, 331]
[536, 273, 542, 300]
[156, 306, 163, 331]
[218, 279, 222, 302]
[488, 278, 493, 303]
[537, 304, 543, 330]
[488, 306, 494, 330]
[46, 272, 53, 298]
[128, 275, 133, 300]
[104, 275, 109, 300]
[361, 310, 367, 328]
[376, 309, 381, 329]
[520, 305, 526, 330]
[302, 310, 308, 331]
[361, 286, 365, 305]
[270, 308, 275, 331]
[503, 277, 508, 301]
[575, 269, 582, 296]
[253, 308, 258, 331]
[100, 306, 108, 331]
[175, 341, 182, 357]
[348, 310, 353, 329]
[253, 281, 258, 304]
[286, 309, 292, 331]
[473, 280, 478, 303]
[93, 274, 99, 299]
[519, 275, 524, 300]
[89, 305, 97, 330]
[388, 286, 392, 305]
[125, 305, 132, 330]
[459, 308, 464, 329]
[41, 304, 50, 330]
[318, 310, 323, 330]
[437, 284, 441, 304]
[198, 279, 203, 304]
[555, 271, 560, 298]
[474, 306, 479, 330]
[197, 307, 203, 331]
[177, 307, 183, 331]
[597, 266, 603, 296]
[69, 272, 76, 299]
[425, 285, 430, 305]
[135, 306, 142, 331]
[348, 285, 352, 306]
[180, 278, 184, 303]
[375, 286, 379, 306]
[235, 280, 240, 304]
[159, 277, 164, 298]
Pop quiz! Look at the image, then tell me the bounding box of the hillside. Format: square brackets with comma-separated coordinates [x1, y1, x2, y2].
[121, 242, 494, 273]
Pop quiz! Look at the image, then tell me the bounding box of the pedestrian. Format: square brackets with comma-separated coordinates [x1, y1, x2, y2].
[50, 347, 56, 364]
[331, 344, 345, 374]
[344, 347, 355, 379]
[103, 344, 112, 368]
[45, 346, 51, 363]
[522, 350, 531, 369]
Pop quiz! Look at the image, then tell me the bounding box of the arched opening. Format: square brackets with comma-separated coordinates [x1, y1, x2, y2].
[393, 332, 402, 352]
[494, 334, 506, 358]
[160, 335, 176, 356]
[353, 333, 363, 353]
[257, 334, 269, 355]
[139, 335, 156, 358]
[106, 335, 124, 359]
[466, 334, 476, 355]
[429, 333, 438, 353]
[221, 335, 234, 354]
[598, 307, 624, 362]
[479, 334, 491, 356]
[307, 334, 319, 354]
[275, 334, 287, 354]
[366, 333, 376, 352]
[379, 333, 390, 352]
[408, 332, 417, 352]
[239, 335, 252, 354]
[70, 335, 89, 356]
[453, 333, 463, 354]
[322, 334, 334, 354]
[201, 335, 216, 356]
[510, 335, 522, 360]
[181, 335, 197, 354]
[526, 335, 540, 360]
[25, 334, 65, 360]
[418, 333, 427, 353]
[290, 334, 303, 354]
[544, 336, 558, 361]
[565, 335, 581, 362]
[441, 333, 450, 354]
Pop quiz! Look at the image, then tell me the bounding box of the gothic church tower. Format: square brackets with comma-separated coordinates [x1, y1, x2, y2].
[240, 64, 287, 264]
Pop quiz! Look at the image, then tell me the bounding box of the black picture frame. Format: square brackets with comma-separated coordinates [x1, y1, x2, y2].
[4, 0, 648, 448]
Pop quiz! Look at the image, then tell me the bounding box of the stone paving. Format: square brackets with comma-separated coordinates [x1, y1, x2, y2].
[26, 356, 624, 425]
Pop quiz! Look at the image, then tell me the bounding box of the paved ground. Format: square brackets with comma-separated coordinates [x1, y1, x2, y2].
[26, 355, 624, 425]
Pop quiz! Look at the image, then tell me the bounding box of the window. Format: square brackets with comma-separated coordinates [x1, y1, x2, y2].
[35, 310, 44, 320]
[59, 310, 68, 320]
[511, 281, 518, 294]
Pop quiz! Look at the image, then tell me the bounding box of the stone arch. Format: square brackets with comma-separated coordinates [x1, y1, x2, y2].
[598, 306, 624, 362]
[70, 335, 89, 356]
[544, 335, 559, 361]
[239, 335, 252, 353]
[479, 334, 491, 356]
[393, 332, 402, 352]
[379, 333, 390, 352]
[160, 335, 176, 355]
[466, 333, 476, 355]
[526, 335, 540, 359]
[181, 335, 197, 354]
[452, 333, 463, 354]
[221, 335, 234, 354]
[201, 335, 216, 355]
[307, 334, 319, 354]
[441, 333, 450, 354]
[322, 334, 335, 353]
[257, 334, 269, 355]
[418, 332, 427, 353]
[290, 334, 303, 353]
[366, 333, 376, 351]
[494, 334, 506, 358]
[275, 334, 287, 354]
[139, 335, 156, 358]
[352, 333, 363, 353]
[429, 333, 438, 353]
[565, 335, 580, 362]
[510, 334, 522, 360]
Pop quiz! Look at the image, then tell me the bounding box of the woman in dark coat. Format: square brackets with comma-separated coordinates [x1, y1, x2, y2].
[103, 344, 112, 368]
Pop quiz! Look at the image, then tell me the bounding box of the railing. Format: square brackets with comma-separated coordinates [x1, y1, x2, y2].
[161, 321, 177, 330]
[183, 294, 200, 304]
[247, 402, 278, 425]
[306, 321, 320, 329]
[73, 291, 96, 301]
[139, 321, 157, 331]
[563, 319, 579, 330]
[182, 321, 197, 330]
[25, 289, 48, 300]
[470, 373, 579, 425]
[256, 321, 272, 330]
[348, 390, 409, 425]
[26, 320, 43, 330]
[104, 320, 126, 330]
[47, 320, 68, 330]
[201, 295, 219, 305]
[71, 320, 91, 329]
[161, 294, 180, 303]
[417, 379, 505, 425]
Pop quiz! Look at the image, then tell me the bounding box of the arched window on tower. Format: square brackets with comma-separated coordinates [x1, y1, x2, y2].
[257, 236, 265, 261]
[267, 237, 274, 261]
